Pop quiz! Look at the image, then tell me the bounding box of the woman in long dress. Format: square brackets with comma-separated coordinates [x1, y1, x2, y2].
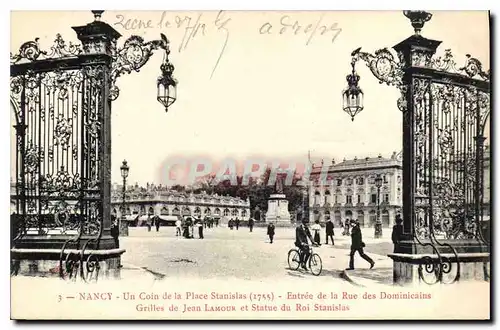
[311, 220, 321, 245]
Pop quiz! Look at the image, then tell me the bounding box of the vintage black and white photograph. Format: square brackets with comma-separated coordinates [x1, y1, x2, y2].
[8, 8, 491, 320]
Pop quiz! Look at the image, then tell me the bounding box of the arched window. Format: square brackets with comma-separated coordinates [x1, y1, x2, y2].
[172, 207, 180, 215]
[313, 209, 321, 222]
[182, 207, 191, 216]
[314, 191, 321, 205]
[194, 207, 201, 216]
[324, 190, 331, 205]
[242, 209, 247, 217]
[231, 209, 238, 216]
[369, 210, 377, 226]
[223, 208, 230, 216]
[160, 207, 169, 215]
[334, 210, 341, 226]
[357, 210, 365, 226]
[148, 207, 154, 215]
[382, 209, 390, 226]
[345, 210, 353, 220]
[214, 208, 221, 215]
[204, 208, 211, 215]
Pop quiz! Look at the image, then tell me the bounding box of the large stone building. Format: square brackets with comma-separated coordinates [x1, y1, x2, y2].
[111, 183, 251, 224]
[308, 152, 403, 228]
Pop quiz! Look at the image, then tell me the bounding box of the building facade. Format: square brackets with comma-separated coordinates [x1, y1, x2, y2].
[308, 152, 403, 228]
[110, 183, 251, 224]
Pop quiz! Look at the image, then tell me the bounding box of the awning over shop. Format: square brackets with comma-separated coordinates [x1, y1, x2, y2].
[158, 215, 179, 222]
[123, 215, 138, 222]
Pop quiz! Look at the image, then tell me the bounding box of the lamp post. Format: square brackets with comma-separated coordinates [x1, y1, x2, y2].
[374, 174, 383, 238]
[120, 160, 130, 236]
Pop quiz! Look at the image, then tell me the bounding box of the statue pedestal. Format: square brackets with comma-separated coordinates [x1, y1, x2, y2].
[265, 194, 292, 227]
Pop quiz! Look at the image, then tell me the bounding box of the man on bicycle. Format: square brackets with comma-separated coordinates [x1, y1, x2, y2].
[295, 218, 314, 270]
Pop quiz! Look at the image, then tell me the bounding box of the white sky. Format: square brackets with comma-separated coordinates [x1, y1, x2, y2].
[10, 10, 490, 185]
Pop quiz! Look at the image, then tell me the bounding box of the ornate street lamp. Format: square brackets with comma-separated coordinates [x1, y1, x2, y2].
[157, 54, 177, 111]
[342, 58, 364, 121]
[120, 160, 130, 236]
[374, 174, 383, 238]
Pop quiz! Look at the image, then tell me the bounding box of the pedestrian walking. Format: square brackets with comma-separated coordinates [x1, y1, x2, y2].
[343, 219, 351, 236]
[197, 219, 204, 239]
[392, 214, 403, 253]
[235, 218, 240, 230]
[311, 220, 321, 245]
[346, 219, 374, 270]
[267, 222, 275, 243]
[155, 217, 160, 232]
[248, 218, 254, 232]
[325, 217, 334, 245]
[175, 218, 182, 236]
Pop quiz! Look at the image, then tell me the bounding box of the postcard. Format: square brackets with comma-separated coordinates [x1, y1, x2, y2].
[9, 10, 490, 320]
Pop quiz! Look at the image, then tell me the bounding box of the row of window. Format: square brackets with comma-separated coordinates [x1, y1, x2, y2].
[314, 193, 390, 205]
[320, 175, 402, 187]
[116, 206, 248, 217]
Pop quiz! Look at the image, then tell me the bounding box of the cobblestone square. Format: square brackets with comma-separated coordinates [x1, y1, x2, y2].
[121, 225, 394, 284]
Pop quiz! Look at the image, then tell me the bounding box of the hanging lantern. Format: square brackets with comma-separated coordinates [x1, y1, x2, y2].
[342, 62, 364, 121]
[157, 59, 177, 112]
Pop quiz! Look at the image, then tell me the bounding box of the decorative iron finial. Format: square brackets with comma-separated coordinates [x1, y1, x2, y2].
[92, 10, 105, 21]
[403, 10, 432, 35]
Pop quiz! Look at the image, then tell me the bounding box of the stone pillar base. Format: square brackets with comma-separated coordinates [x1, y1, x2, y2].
[11, 248, 126, 280]
[388, 252, 490, 286]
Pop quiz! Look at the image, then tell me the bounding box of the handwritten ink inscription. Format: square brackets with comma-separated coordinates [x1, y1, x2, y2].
[259, 14, 342, 45]
[113, 12, 341, 77]
[114, 11, 231, 78]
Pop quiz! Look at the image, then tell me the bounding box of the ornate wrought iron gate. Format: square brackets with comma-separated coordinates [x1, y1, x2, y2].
[10, 12, 176, 281]
[345, 11, 490, 284]
[11, 39, 109, 238]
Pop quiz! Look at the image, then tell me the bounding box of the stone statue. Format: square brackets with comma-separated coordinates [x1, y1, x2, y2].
[275, 175, 284, 194]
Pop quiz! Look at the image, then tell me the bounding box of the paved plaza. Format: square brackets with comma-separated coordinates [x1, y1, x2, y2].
[120, 225, 394, 284]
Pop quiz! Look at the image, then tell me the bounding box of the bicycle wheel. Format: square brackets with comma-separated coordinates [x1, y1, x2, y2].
[287, 249, 301, 270]
[309, 253, 322, 276]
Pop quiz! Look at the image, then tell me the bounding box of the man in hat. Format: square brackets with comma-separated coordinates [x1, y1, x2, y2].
[295, 218, 314, 270]
[325, 217, 335, 245]
[391, 214, 404, 253]
[347, 219, 374, 270]
[267, 222, 275, 243]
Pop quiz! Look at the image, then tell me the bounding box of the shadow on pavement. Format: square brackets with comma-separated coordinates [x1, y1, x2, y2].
[344, 267, 394, 286]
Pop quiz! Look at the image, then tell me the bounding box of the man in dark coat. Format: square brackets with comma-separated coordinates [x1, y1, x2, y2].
[155, 217, 161, 232]
[110, 214, 120, 248]
[248, 218, 254, 232]
[295, 219, 314, 270]
[235, 218, 240, 230]
[392, 214, 404, 253]
[347, 219, 374, 270]
[267, 222, 275, 243]
[325, 217, 335, 245]
[197, 218, 204, 239]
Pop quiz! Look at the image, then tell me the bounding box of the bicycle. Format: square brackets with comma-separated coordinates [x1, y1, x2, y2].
[287, 244, 322, 276]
